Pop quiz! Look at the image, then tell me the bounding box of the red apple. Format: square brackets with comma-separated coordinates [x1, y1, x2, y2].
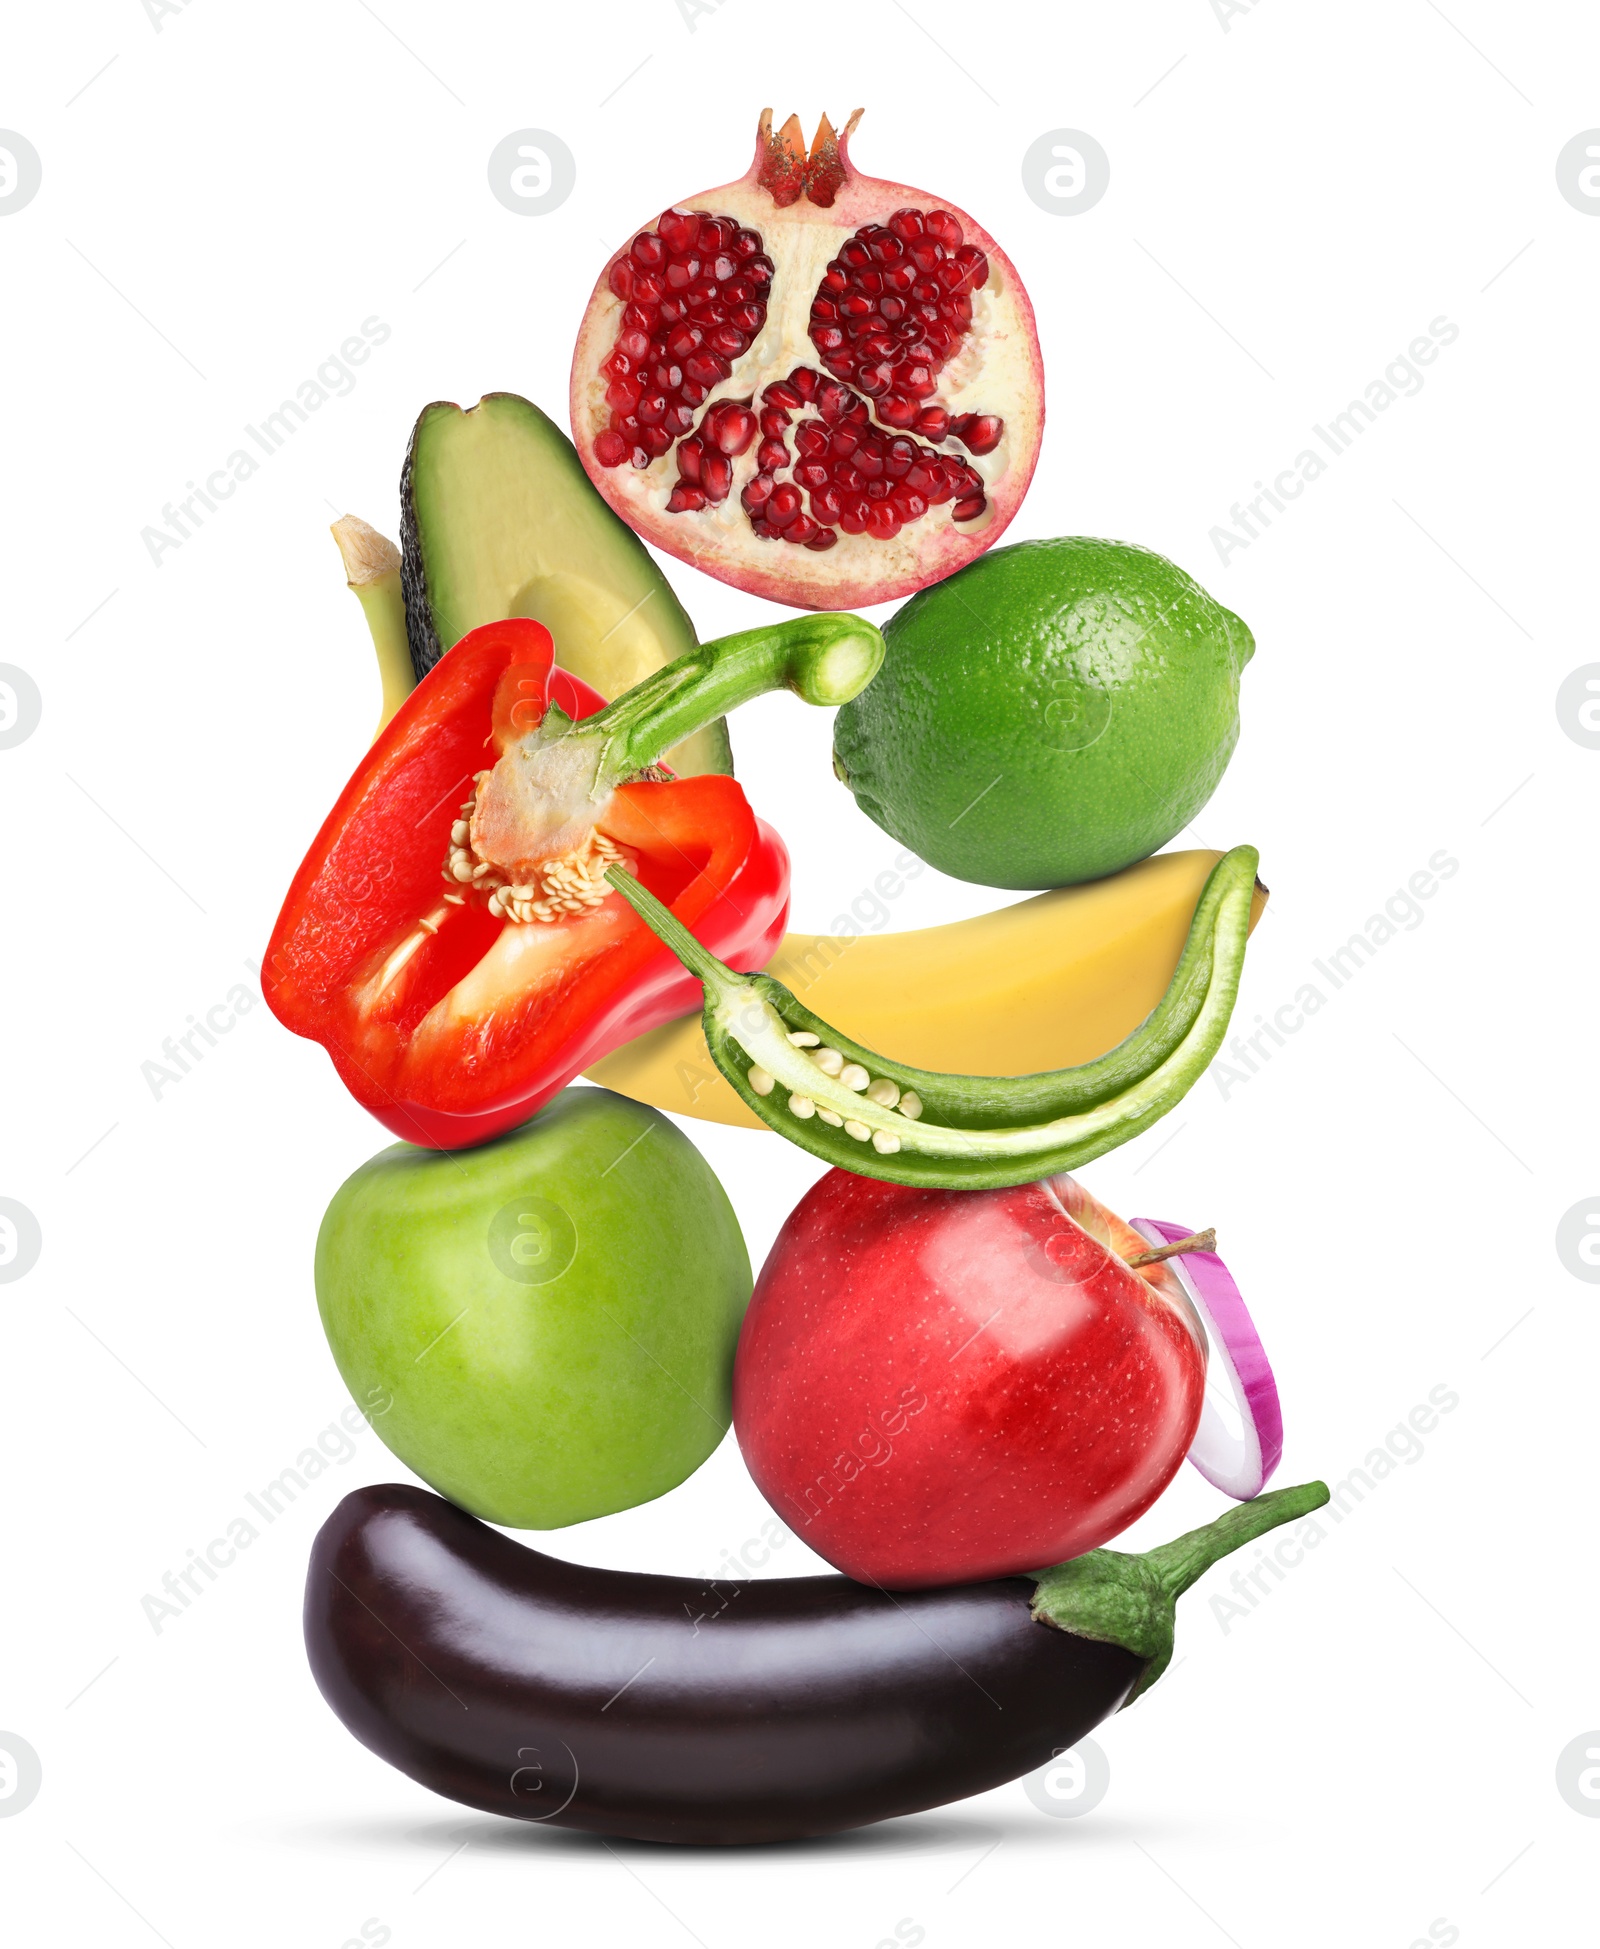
[733, 1171, 1207, 1587]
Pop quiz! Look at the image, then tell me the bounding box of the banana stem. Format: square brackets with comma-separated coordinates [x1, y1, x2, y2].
[332, 516, 415, 739]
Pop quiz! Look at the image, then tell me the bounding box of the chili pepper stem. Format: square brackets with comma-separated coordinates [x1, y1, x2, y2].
[605, 863, 732, 989]
[1028, 1480, 1331, 1703]
[584, 615, 885, 781]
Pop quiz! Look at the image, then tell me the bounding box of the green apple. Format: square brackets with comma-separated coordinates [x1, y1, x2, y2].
[314, 1087, 752, 1527]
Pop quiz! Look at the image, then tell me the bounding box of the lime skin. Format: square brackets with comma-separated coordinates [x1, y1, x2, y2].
[833, 537, 1255, 890]
[314, 1088, 752, 1529]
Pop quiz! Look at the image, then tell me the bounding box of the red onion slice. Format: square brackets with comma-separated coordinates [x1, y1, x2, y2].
[1129, 1217, 1283, 1500]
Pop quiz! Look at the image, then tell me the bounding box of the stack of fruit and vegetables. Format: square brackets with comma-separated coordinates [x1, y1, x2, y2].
[267, 110, 1327, 1846]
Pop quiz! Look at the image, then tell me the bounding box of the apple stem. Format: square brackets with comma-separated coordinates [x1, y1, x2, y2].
[1126, 1228, 1214, 1267]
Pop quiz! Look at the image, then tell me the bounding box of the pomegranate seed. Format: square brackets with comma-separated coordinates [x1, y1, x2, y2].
[622, 303, 656, 333]
[677, 438, 705, 484]
[609, 259, 636, 301]
[684, 354, 727, 389]
[926, 211, 964, 249]
[665, 403, 696, 436]
[951, 493, 986, 522]
[915, 407, 950, 441]
[911, 280, 940, 306]
[816, 381, 852, 423]
[841, 240, 871, 268]
[812, 483, 844, 522]
[821, 265, 848, 294]
[789, 367, 819, 400]
[883, 438, 917, 479]
[885, 262, 917, 294]
[680, 379, 708, 408]
[667, 324, 700, 359]
[594, 429, 628, 468]
[830, 425, 862, 457]
[653, 361, 683, 391]
[900, 363, 936, 400]
[813, 325, 846, 354]
[888, 208, 925, 241]
[891, 489, 929, 521]
[665, 257, 702, 291]
[908, 239, 944, 274]
[742, 475, 774, 511]
[805, 527, 838, 551]
[904, 462, 936, 495]
[634, 270, 666, 304]
[618, 329, 651, 363]
[794, 422, 828, 458]
[640, 426, 671, 457]
[631, 232, 666, 269]
[730, 303, 765, 334]
[708, 325, 747, 358]
[854, 364, 892, 397]
[835, 462, 864, 491]
[865, 479, 890, 502]
[700, 217, 734, 250]
[841, 292, 874, 320]
[786, 513, 818, 544]
[732, 227, 762, 259]
[767, 483, 802, 528]
[707, 405, 756, 455]
[763, 382, 802, 411]
[630, 445, 651, 469]
[951, 412, 1004, 455]
[702, 453, 732, 501]
[954, 245, 988, 289]
[811, 297, 839, 322]
[866, 503, 901, 540]
[869, 233, 904, 264]
[746, 254, 776, 286]
[877, 394, 918, 429]
[666, 484, 707, 513]
[605, 379, 642, 412]
[859, 270, 884, 298]
[757, 436, 788, 472]
[794, 461, 830, 490]
[636, 393, 667, 427]
[878, 297, 907, 325]
[658, 209, 700, 254]
[759, 408, 789, 437]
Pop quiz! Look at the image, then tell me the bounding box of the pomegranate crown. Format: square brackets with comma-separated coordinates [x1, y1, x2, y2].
[753, 107, 864, 209]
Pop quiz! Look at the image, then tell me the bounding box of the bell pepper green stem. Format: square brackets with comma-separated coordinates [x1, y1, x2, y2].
[586, 615, 885, 782]
[605, 844, 1260, 1191]
[1028, 1480, 1330, 1703]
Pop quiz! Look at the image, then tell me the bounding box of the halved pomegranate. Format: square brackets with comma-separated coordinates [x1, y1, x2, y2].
[570, 109, 1045, 611]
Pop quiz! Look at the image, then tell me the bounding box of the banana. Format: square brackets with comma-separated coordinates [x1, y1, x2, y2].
[586, 848, 1269, 1130]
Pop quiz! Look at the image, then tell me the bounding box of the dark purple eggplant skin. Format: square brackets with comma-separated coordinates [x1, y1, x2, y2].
[305, 1484, 1143, 1846]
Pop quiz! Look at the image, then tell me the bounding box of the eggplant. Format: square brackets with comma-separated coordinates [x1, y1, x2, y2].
[306, 1479, 1327, 1845]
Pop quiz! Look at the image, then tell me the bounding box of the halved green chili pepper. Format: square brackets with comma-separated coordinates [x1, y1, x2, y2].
[604, 844, 1260, 1190]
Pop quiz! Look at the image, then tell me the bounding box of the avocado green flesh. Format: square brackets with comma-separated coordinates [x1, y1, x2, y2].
[399, 392, 732, 777]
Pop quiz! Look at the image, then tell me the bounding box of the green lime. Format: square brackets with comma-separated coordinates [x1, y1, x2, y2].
[833, 537, 1254, 889]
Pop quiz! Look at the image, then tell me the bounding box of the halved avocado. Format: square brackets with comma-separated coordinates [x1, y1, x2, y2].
[399, 392, 732, 777]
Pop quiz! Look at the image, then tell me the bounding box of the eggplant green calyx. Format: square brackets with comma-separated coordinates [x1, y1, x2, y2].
[1029, 1480, 1331, 1703]
[604, 844, 1260, 1190]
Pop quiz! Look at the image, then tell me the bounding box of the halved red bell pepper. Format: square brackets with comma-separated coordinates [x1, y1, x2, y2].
[264, 611, 883, 1150]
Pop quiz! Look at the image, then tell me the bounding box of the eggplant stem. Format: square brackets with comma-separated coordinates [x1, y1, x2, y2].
[1028, 1480, 1331, 1703]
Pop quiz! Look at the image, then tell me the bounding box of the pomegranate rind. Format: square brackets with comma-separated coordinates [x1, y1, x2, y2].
[570, 122, 1044, 612]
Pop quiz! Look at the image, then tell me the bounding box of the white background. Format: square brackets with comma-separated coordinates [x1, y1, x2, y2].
[2, 1, 1595, 1944]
